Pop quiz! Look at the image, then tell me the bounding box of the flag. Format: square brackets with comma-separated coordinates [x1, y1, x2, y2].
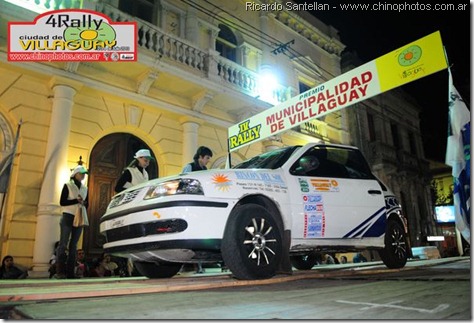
[445, 70, 470, 242]
[0, 120, 22, 193]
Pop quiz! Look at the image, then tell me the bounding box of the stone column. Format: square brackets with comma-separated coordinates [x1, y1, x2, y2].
[30, 77, 82, 277]
[179, 116, 203, 168]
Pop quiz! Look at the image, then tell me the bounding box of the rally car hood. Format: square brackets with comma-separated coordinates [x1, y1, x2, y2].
[102, 168, 288, 219]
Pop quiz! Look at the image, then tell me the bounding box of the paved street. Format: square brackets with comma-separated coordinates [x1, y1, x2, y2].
[0, 257, 470, 320]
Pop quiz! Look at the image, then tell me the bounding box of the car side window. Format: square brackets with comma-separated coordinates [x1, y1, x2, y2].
[290, 147, 374, 179]
[342, 150, 374, 179]
[290, 154, 320, 176]
[290, 148, 348, 178]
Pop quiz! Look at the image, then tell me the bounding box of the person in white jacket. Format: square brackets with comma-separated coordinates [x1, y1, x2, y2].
[55, 165, 89, 279]
[115, 149, 154, 193]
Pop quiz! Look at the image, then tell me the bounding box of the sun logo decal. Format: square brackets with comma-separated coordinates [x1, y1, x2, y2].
[398, 45, 422, 66]
[212, 174, 232, 192]
[63, 21, 116, 47]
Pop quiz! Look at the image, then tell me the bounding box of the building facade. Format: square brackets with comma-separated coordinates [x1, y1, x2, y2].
[0, 0, 437, 277]
[0, 0, 347, 276]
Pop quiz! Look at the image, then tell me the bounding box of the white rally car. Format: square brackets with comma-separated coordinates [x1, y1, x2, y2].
[100, 143, 410, 280]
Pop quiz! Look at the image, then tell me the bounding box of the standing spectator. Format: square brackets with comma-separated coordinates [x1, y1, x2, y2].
[0, 255, 28, 279]
[182, 146, 213, 274]
[182, 146, 213, 173]
[55, 165, 89, 279]
[115, 149, 154, 193]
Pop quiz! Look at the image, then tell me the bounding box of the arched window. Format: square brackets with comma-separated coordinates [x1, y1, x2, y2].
[216, 24, 237, 62]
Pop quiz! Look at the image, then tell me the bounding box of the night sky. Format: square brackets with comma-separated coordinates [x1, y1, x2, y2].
[311, 3, 471, 162]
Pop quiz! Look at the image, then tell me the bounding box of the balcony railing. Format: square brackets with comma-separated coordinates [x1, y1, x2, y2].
[96, 3, 259, 96]
[216, 57, 257, 94]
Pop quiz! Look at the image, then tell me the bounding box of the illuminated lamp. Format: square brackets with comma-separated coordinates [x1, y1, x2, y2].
[257, 67, 279, 105]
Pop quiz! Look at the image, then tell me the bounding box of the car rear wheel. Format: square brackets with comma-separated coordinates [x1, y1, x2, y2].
[290, 252, 320, 270]
[134, 261, 182, 278]
[221, 204, 283, 280]
[379, 220, 408, 269]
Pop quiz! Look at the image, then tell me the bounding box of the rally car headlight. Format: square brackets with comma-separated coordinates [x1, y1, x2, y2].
[143, 179, 204, 200]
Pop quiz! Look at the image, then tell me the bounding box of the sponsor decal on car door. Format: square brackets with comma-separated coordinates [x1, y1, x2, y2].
[290, 146, 386, 239]
[293, 177, 385, 238]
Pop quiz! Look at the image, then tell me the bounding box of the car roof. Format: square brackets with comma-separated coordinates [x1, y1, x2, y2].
[301, 142, 359, 150]
[280, 142, 362, 170]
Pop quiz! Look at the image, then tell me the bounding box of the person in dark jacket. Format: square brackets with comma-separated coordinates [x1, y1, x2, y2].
[0, 255, 28, 279]
[182, 146, 213, 173]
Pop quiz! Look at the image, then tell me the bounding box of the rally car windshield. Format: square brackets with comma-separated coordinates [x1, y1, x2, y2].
[233, 146, 301, 170]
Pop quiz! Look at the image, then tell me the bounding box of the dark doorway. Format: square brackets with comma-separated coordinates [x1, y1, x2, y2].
[84, 133, 158, 258]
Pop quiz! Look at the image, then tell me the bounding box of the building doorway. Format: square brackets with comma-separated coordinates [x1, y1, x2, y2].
[84, 133, 158, 258]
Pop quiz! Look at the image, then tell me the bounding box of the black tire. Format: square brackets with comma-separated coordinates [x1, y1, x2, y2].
[379, 220, 408, 269]
[134, 261, 182, 278]
[290, 252, 320, 270]
[221, 204, 283, 280]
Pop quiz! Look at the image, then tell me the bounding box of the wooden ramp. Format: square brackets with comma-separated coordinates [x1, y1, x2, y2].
[0, 258, 463, 302]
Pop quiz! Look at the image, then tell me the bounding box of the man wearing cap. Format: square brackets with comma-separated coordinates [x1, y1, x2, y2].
[55, 165, 89, 279]
[115, 149, 154, 193]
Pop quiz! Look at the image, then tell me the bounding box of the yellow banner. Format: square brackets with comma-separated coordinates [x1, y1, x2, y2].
[376, 31, 448, 92]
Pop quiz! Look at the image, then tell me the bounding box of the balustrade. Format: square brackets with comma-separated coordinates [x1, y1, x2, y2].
[96, 3, 258, 94]
[216, 57, 258, 95]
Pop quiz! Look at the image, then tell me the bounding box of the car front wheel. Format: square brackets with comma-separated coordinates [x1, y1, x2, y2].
[379, 220, 408, 269]
[222, 204, 283, 280]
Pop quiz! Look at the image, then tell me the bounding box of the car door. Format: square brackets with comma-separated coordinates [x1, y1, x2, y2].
[289, 146, 386, 239]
